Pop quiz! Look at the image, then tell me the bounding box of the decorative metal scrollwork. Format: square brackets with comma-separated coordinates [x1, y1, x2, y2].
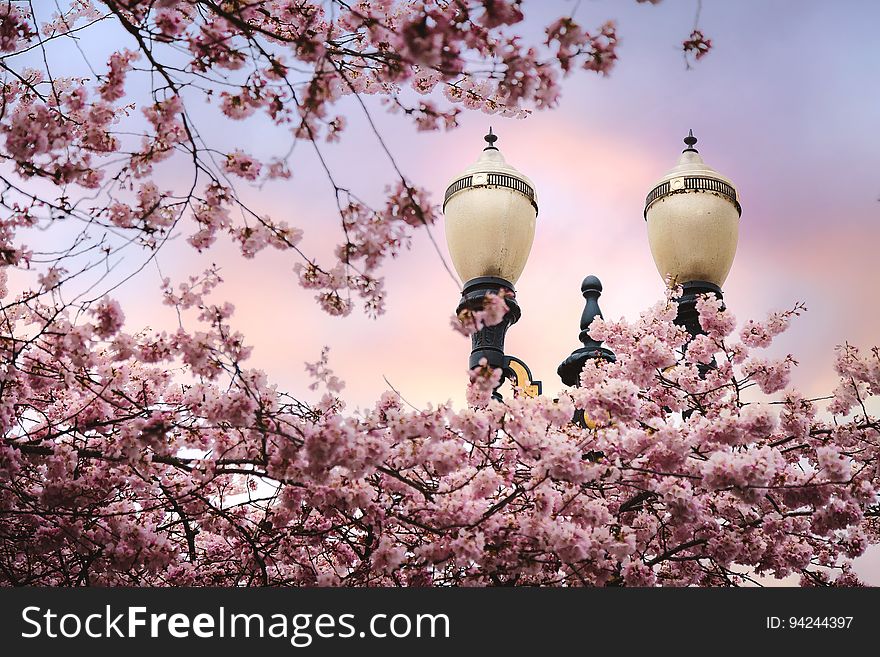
[644, 176, 741, 218]
[504, 355, 542, 398]
[444, 172, 538, 213]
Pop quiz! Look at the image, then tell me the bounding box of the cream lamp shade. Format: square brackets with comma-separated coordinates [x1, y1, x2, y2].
[644, 131, 741, 288]
[443, 130, 538, 287]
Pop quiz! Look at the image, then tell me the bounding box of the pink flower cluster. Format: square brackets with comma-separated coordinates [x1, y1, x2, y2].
[451, 290, 511, 337]
[683, 29, 713, 63]
[305, 347, 346, 394]
[99, 50, 139, 102]
[829, 344, 880, 415]
[0, 3, 35, 52]
[0, 276, 878, 586]
[546, 19, 619, 76]
[9, 1, 859, 590]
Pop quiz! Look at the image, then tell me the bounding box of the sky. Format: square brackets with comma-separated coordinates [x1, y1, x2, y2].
[7, 0, 880, 583]
[108, 0, 880, 412]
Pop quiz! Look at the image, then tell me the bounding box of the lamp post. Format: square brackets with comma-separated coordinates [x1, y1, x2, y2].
[442, 129, 741, 394]
[443, 129, 542, 396]
[644, 130, 742, 336]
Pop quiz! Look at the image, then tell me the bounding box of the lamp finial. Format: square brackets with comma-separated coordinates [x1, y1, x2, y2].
[484, 127, 499, 151]
[557, 275, 616, 386]
[683, 129, 698, 152]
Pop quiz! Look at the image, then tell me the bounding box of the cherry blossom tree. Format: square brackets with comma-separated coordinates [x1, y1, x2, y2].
[2, 1, 878, 587]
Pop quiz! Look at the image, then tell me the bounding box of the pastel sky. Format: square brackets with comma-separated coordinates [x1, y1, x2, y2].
[111, 0, 880, 411]
[8, 0, 880, 583]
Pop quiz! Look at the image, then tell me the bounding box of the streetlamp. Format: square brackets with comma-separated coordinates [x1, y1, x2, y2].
[644, 130, 741, 335]
[443, 129, 741, 394]
[443, 129, 542, 395]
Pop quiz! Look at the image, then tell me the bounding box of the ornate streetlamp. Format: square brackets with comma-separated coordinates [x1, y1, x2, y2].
[443, 129, 542, 395]
[442, 129, 741, 395]
[644, 131, 742, 335]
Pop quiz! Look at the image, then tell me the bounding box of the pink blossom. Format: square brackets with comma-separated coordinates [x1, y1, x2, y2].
[478, 0, 525, 28]
[224, 150, 262, 180]
[686, 333, 717, 364]
[108, 202, 134, 228]
[155, 8, 187, 37]
[99, 50, 139, 102]
[92, 297, 125, 338]
[466, 358, 502, 407]
[816, 446, 852, 483]
[452, 290, 510, 336]
[220, 92, 257, 120]
[696, 294, 736, 338]
[742, 356, 794, 394]
[372, 535, 406, 574]
[740, 304, 803, 347]
[305, 347, 346, 394]
[812, 498, 861, 535]
[325, 116, 346, 142]
[701, 447, 785, 497]
[266, 159, 292, 179]
[0, 4, 35, 52]
[40, 1, 101, 37]
[683, 30, 712, 62]
[411, 69, 442, 95]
